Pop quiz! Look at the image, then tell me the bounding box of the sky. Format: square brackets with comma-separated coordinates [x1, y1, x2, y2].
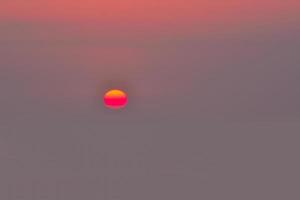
[0, 0, 300, 199]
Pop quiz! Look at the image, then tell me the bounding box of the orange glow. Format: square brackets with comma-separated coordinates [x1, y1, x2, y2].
[104, 89, 127, 109]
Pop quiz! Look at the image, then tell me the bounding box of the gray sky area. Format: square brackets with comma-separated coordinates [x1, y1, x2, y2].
[0, 1, 300, 199]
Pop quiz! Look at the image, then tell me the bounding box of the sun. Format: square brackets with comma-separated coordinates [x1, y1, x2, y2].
[103, 89, 128, 109]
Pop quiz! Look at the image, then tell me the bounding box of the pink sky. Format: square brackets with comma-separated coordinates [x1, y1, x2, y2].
[1, 0, 299, 117]
[1, 0, 299, 27]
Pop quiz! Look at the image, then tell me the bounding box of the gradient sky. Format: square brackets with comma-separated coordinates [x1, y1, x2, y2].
[1, 0, 300, 199]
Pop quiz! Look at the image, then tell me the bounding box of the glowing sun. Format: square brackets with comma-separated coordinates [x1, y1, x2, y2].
[103, 89, 128, 109]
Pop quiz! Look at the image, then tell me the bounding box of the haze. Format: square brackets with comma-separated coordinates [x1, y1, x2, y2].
[0, 0, 300, 199]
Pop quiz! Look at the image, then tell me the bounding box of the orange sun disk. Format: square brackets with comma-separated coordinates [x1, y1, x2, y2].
[104, 89, 128, 109]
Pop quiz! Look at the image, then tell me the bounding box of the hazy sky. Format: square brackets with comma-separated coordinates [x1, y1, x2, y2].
[0, 0, 300, 199]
